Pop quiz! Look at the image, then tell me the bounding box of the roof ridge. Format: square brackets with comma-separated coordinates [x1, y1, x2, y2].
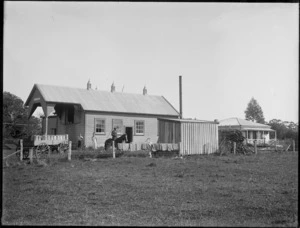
[37, 83, 163, 97]
[233, 117, 269, 127]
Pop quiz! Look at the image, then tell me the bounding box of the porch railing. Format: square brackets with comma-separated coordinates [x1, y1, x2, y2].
[246, 139, 277, 145]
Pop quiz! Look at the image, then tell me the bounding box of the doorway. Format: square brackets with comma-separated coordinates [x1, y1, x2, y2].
[126, 127, 133, 143]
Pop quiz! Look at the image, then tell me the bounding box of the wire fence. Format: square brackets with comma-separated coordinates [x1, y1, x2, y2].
[266, 139, 298, 151]
[218, 138, 298, 155]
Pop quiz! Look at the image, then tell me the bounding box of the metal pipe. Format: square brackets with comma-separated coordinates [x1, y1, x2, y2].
[179, 75, 182, 119]
[45, 115, 48, 136]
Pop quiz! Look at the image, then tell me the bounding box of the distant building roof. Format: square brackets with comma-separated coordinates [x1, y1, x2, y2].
[25, 84, 180, 116]
[219, 117, 274, 131]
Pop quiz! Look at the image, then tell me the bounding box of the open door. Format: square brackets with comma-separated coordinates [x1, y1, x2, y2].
[125, 127, 133, 143]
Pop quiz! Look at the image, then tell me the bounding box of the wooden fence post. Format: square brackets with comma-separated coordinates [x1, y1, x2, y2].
[112, 141, 115, 159]
[179, 142, 182, 156]
[233, 142, 236, 155]
[254, 140, 257, 154]
[29, 148, 33, 164]
[48, 144, 51, 158]
[68, 141, 72, 161]
[275, 140, 277, 151]
[20, 139, 23, 161]
[293, 140, 295, 152]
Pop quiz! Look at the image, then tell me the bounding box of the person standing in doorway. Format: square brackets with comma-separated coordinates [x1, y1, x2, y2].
[92, 132, 97, 150]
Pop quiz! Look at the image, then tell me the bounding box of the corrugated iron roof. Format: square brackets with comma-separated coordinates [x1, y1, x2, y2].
[158, 118, 218, 124]
[25, 84, 180, 116]
[219, 117, 271, 129]
[242, 128, 275, 131]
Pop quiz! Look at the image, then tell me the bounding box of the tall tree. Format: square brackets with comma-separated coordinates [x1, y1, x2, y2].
[3, 91, 41, 139]
[244, 97, 265, 124]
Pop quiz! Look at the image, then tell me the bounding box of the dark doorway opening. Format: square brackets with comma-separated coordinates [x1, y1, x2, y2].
[126, 127, 133, 143]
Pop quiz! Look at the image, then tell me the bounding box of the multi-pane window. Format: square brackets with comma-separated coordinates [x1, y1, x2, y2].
[135, 120, 145, 135]
[95, 119, 105, 134]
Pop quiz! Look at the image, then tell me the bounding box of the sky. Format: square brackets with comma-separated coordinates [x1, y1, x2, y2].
[3, 2, 299, 123]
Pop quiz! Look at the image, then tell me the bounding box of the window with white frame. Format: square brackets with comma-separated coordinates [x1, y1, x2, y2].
[135, 120, 145, 135]
[95, 118, 105, 134]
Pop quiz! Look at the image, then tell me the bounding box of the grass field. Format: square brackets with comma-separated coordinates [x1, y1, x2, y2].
[2, 149, 298, 226]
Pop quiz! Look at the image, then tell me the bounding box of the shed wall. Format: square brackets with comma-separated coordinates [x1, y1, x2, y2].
[181, 122, 218, 155]
[158, 120, 181, 143]
[158, 120, 218, 155]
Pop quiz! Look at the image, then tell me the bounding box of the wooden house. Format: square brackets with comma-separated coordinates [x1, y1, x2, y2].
[218, 117, 277, 145]
[24, 81, 180, 148]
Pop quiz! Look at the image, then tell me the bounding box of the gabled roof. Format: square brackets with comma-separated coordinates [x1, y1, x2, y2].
[219, 117, 272, 130]
[25, 84, 180, 116]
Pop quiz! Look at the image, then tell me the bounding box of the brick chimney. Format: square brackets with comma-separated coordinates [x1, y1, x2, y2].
[87, 79, 92, 90]
[143, 86, 147, 95]
[111, 82, 115, 93]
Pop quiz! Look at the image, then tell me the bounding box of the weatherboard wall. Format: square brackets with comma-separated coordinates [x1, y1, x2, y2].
[181, 122, 219, 155]
[42, 116, 57, 135]
[55, 109, 86, 148]
[84, 111, 178, 148]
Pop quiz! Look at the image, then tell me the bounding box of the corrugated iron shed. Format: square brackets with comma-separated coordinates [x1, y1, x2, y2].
[25, 84, 180, 116]
[158, 118, 219, 155]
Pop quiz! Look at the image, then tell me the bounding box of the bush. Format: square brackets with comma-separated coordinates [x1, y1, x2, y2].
[246, 143, 254, 147]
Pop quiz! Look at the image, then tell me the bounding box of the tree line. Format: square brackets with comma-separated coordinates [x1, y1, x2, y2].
[3, 91, 42, 142]
[245, 97, 298, 141]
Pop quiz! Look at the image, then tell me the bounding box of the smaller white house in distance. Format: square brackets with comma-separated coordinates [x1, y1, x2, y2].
[218, 117, 276, 145]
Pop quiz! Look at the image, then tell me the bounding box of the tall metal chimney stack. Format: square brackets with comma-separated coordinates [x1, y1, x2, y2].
[179, 75, 182, 119]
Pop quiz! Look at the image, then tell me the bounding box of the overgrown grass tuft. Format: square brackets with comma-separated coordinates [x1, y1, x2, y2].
[122, 150, 150, 157]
